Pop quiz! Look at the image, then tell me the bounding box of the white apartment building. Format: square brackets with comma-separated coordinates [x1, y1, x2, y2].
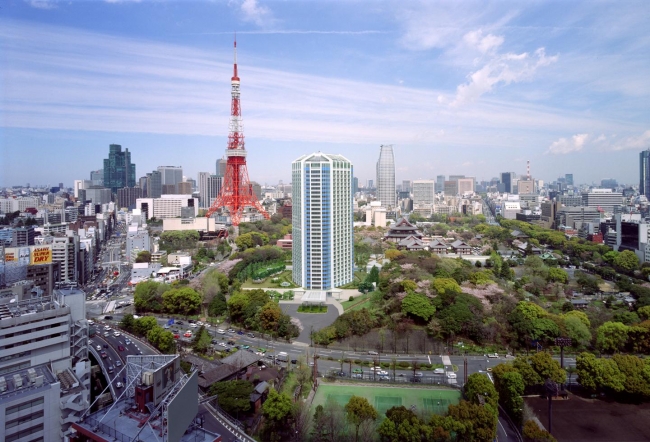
[0, 287, 90, 440]
[413, 180, 436, 205]
[135, 195, 198, 220]
[457, 178, 475, 195]
[582, 188, 624, 212]
[51, 235, 78, 283]
[292, 153, 354, 290]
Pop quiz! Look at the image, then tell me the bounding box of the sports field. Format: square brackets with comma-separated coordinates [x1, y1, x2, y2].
[311, 384, 461, 416]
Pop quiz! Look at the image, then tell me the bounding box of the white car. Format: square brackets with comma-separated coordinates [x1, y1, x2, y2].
[217, 329, 226, 334]
[189, 323, 198, 328]
[116, 382, 124, 388]
[446, 372, 457, 379]
[113, 332, 121, 337]
[368, 350, 378, 355]
[433, 368, 445, 374]
[487, 353, 499, 358]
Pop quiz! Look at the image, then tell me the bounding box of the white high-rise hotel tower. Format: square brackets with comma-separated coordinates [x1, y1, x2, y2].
[376, 144, 396, 209]
[292, 153, 354, 290]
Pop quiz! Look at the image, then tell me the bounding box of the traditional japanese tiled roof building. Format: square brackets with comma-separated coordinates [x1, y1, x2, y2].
[384, 217, 423, 243]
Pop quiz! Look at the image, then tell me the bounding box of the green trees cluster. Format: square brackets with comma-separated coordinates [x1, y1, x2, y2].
[202, 269, 229, 317]
[134, 281, 202, 315]
[133, 281, 170, 313]
[208, 380, 254, 415]
[226, 289, 298, 339]
[239, 217, 291, 243]
[235, 231, 270, 250]
[119, 314, 175, 353]
[312, 308, 379, 345]
[261, 389, 294, 441]
[228, 246, 287, 281]
[246, 260, 285, 280]
[162, 287, 202, 315]
[576, 352, 650, 398]
[159, 230, 200, 250]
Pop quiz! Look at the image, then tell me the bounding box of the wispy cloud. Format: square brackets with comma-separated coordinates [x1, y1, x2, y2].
[191, 30, 384, 35]
[547, 133, 589, 154]
[233, 0, 274, 28]
[547, 130, 650, 154]
[463, 29, 504, 54]
[25, 0, 56, 9]
[451, 48, 558, 106]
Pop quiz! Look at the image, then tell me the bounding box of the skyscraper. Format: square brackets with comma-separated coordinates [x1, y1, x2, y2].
[146, 171, 162, 198]
[216, 157, 227, 177]
[501, 172, 515, 193]
[436, 175, 445, 193]
[103, 144, 135, 193]
[157, 166, 183, 187]
[565, 173, 574, 186]
[640, 149, 650, 197]
[292, 152, 354, 290]
[376, 144, 396, 209]
[413, 180, 436, 205]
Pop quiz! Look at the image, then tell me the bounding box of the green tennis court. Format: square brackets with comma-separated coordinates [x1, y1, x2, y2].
[311, 384, 461, 416]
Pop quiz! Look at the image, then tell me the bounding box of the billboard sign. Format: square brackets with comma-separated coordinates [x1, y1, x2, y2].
[2, 246, 52, 266]
[154, 357, 180, 406]
[167, 371, 198, 442]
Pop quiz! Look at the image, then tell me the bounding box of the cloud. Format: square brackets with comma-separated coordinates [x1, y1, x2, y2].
[451, 48, 558, 106]
[191, 30, 383, 35]
[463, 30, 504, 54]
[611, 130, 650, 151]
[236, 0, 273, 27]
[26, 0, 56, 9]
[547, 134, 589, 154]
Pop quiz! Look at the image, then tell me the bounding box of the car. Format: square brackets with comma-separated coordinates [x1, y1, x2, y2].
[217, 329, 226, 334]
[113, 332, 121, 337]
[163, 324, 170, 329]
[104, 325, 111, 330]
[433, 368, 445, 374]
[176, 320, 184, 326]
[118, 345, 125, 351]
[368, 350, 378, 355]
[446, 372, 457, 379]
[247, 333, 255, 338]
[218, 342, 227, 347]
[100, 351, 108, 359]
[87, 319, 94, 325]
[352, 373, 363, 379]
[352, 368, 363, 374]
[414, 372, 423, 377]
[188, 319, 196, 324]
[257, 348, 267, 353]
[487, 353, 499, 358]
[291, 359, 297, 364]
[242, 345, 250, 350]
[116, 360, 122, 367]
[409, 377, 422, 383]
[227, 340, 235, 346]
[189, 323, 198, 328]
[103, 332, 109, 337]
[184, 331, 193, 338]
[237, 331, 244, 335]
[103, 343, 109, 348]
[309, 362, 315, 367]
[379, 375, 390, 381]
[173, 333, 180, 339]
[96, 345, 102, 351]
[125, 339, 131, 345]
[116, 381, 123, 388]
[104, 315, 113, 320]
[228, 329, 235, 333]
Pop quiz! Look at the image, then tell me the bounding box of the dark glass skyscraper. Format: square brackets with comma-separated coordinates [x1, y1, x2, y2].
[103, 144, 136, 193]
[640, 149, 650, 197]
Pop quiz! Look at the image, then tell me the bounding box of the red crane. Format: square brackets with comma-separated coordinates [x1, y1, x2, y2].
[206, 39, 269, 226]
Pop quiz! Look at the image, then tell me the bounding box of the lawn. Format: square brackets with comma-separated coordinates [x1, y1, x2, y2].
[341, 292, 372, 311]
[311, 384, 461, 417]
[240, 270, 298, 289]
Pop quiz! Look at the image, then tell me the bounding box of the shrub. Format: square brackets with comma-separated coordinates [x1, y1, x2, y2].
[398, 361, 410, 369]
[349, 296, 354, 302]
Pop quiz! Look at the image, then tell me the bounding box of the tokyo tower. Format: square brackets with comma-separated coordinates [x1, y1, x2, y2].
[206, 40, 269, 226]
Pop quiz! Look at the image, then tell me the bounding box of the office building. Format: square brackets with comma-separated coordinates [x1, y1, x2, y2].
[413, 180, 436, 205]
[117, 187, 143, 210]
[215, 157, 227, 177]
[90, 169, 103, 186]
[435, 175, 445, 193]
[136, 195, 198, 220]
[402, 180, 412, 194]
[457, 178, 475, 194]
[126, 227, 150, 262]
[367, 179, 374, 189]
[582, 188, 624, 213]
[641, 149, 650, 197]
[51, 235, 78, 283]
[0, 287, 90, 440]
[444, 180, 459, 196]
[376, 144, 396, 209]
[157, 166, 183, 187]
[601, 178, 618, 189]
[292, 152, 354, 290]
[103, 144, 136, 193]
[518, 180, 534, 195]
[146, 171, 162, 198]
[565, 174, 574, 186]
[501, 172, 515, 193]
[353, 177, 358, 194]
[558, 195, 583, 207]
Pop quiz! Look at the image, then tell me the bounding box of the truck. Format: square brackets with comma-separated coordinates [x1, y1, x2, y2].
[276, 352, 289, 362]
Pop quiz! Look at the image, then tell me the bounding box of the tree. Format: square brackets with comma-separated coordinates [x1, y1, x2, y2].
[612, 354, 650, 397]
[512, 352, 565, 388]
[596, 321, 629, 354]
[638, 305, 650, 321]
[563, 315, 592, 349]
[133, 281, 169, 313]
[465, 373, 498, 415]
[447, 400, 498, 442]
[161, 287, 202, 315]
[259, 301, 282, 333]
[345, 395, 378, 442]
[313, 397, 347, 442]
[523, 420, 557, 441]
[367, 265, 380, 284]
[432, 277, 462, 298]
[385, 249, 402, 260]
[135, 250, 151, 263]
[358, 281, 374, 294]
[227, 292, 250, 322]
[192, 326, 212, 354]
[492, 364, 525, 424]
[613, 250, 639, 272]
[576, 352, 625, 393]
[209, 380, 254, 416]
[548, 267, 568, 284]
[262, 389, 294, 441]
[401, 292, 436, 322]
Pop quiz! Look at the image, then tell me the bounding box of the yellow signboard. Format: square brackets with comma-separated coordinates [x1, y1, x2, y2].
[31, 246, 52, 265]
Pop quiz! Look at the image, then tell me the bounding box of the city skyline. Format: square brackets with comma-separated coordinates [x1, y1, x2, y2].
[1, 1, 649, 186]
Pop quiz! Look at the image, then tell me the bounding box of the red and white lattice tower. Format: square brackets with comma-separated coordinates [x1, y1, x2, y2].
[206, 40, 269, 226]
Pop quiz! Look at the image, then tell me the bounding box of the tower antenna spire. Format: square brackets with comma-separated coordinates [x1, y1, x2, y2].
[206, 40, 269, 226]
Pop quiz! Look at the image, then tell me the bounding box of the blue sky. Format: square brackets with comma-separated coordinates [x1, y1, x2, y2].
[1, 0, 649, 188]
